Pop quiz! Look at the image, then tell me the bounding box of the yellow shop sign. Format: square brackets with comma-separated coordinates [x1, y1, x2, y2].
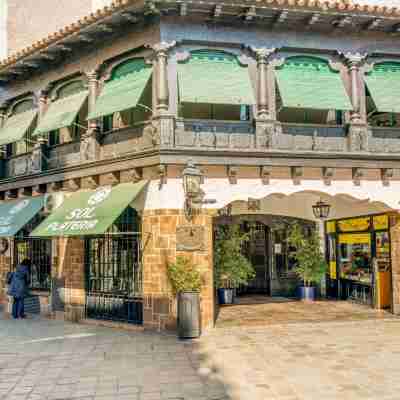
[338, 233, 371, 245]
[373, 215, 389, 231]
[338, 217, 370, 232]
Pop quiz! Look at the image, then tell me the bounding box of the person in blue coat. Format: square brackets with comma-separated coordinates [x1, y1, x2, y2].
[8, 259, 31, 319]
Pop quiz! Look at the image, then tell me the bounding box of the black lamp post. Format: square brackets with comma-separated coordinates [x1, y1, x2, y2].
[312, 199, 331, 220]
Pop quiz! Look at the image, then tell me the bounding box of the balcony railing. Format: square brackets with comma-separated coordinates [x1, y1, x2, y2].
[175, 118, 255, 148]
[278, 123, 346, 152]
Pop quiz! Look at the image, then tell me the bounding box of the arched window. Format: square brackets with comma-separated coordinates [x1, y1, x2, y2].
[275, 56, 351, 125]
[33, 78, 88, 145]
[365, 62, 400, 128]
[1, 97, 37, 157]
[177, 49, 254, 121]
[88, 58, 153, 133]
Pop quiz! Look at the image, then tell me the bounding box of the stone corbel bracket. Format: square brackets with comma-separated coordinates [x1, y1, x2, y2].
[103, 172, 120, 186]
[18, 187, 31, 198]
[381, 168, 394, 187]
[352, 167, 364, 186]
[228, 166, 239, 184]
[323, 167, 335, 186]
[260, 166, 272, 185]
[159, 164, 167, 188]
[129, 168, 143, 183]
[85, 175, 99, 189]
[4, 190, 16, 200]
[64, 178, 81, 192]
[291, 166, 303, 185]
[48, 181, 62, 193]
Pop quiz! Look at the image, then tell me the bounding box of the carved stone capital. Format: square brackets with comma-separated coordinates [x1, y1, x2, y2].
[84, 68, 99, 82]
[150, 41, 176, 58]
[341, 52, 368, 69]
[382, 168, 394, 187]
[249, 47, 276, 64]
[228, 166, 239, 184]
[291, 166, 303, 185]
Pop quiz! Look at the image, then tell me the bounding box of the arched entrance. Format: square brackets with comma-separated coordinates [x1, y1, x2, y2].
[214, 213, 315, 298]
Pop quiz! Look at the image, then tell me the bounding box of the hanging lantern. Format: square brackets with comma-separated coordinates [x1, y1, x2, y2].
[182, 161, 203, 199]
[312, 199, 331, 219]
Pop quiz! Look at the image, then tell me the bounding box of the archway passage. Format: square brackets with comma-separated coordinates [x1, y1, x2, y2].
[214, 214, 314, 298]
[212, 189, 398, 327]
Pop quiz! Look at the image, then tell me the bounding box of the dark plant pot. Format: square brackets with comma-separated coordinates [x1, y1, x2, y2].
[297, 286, 316, 301]
[217, 288, 235, 305]
[177, 292, 201, 339]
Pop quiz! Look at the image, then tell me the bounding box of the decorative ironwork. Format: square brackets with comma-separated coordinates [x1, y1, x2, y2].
[84, 207, 143, 324]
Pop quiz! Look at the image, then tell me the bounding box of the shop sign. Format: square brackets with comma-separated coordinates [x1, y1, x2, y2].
[338, 217, 370, 232]
[329, 261, 337, 279]
[326, 221, 336, 234]
[338, 233, 371, 245]
[373, 215, 389, 231]
[176, 225, 205, 252]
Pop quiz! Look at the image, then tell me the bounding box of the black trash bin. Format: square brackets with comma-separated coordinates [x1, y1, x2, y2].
[177, 292, 201, 339]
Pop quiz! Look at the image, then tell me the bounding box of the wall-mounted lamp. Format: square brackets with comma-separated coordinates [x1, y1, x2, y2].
[182, 160, 215, 221]
[312, 199, 331, 220]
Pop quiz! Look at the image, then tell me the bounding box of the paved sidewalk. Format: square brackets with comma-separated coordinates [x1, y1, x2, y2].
[1, 311, 400, 400]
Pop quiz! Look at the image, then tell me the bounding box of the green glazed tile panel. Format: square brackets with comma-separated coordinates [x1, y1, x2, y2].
[178, 50, 255, 105]
[275, 57, 353, 111]
[0, 109, 37, 145]
[0, 196, 44, 237]
[87, 60, 152, 119]
[365, 62, 400, 113]
[33, 91, 88, 136]
[31, 181, 148, 237]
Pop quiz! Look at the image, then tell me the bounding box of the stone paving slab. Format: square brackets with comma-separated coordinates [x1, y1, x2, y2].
[0, 304, 400, 400]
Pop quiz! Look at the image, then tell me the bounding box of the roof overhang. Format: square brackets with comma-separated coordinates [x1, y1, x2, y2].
[2, 0, 400, 82]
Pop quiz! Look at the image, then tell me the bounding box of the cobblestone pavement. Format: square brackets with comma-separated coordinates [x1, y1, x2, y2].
[1, 305, 400, 400]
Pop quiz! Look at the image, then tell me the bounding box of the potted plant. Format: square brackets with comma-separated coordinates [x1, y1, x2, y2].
[214, 225, 256, 304]
[287, 223, 328, 301]
[167, 256, 202, 339]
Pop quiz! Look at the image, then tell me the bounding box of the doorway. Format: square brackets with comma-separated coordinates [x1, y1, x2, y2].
[239, 221, 270, 295]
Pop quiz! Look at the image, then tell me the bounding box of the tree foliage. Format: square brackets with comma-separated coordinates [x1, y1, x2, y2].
[214, 225, 256, 288]
[287, 223, 327, 287]
[167, 257, 202, 294]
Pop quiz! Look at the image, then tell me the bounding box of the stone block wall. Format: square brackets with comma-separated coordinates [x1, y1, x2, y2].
[142, 209, 214, 331]
[57, 238, 86, 322]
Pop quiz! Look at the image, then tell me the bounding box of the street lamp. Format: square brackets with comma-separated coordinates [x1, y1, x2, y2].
[182, 161, 203, 220]
[312, 199, 331, 220]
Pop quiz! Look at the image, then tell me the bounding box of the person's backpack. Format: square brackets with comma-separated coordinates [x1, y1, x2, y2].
[6, 271, 13, 285]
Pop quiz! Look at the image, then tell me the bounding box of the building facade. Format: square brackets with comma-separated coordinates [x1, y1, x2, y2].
[0, 0, 400, 331]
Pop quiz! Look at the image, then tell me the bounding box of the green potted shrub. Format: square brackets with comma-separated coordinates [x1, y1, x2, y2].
[167, 256, 202, 339]
[287, 224, 328, 301]
[214, 225, 256, 304]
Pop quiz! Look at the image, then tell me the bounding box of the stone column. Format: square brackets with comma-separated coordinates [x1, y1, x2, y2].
[0, 106, 7, 173]
[151, 41, 176, 148]
[317, 220, 327, 298]
[251, 47, 277, 149]
[343, 52, 368, 152]
[80, 69, 101, 162]
[37, 90, 49, 123]
[86, 69, 100, 132]
[390, 216, 400, 314]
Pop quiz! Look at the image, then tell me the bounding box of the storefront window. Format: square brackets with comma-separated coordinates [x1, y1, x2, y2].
[338, 233, 372, 285]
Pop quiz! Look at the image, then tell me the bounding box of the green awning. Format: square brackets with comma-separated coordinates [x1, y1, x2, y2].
[87, 65, 152, 120]
[365, 62, 400, 113]
[178, 50, 255, 105]
[33, 91, 88, 136]
[0, 109, 37, 146]
[275, 57, 353, 111]
[0, 196, 44, 237]
[31, 181, 148, 237]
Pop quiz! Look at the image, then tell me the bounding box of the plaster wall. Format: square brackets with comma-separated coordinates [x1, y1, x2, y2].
[0, 0, 7, 60]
